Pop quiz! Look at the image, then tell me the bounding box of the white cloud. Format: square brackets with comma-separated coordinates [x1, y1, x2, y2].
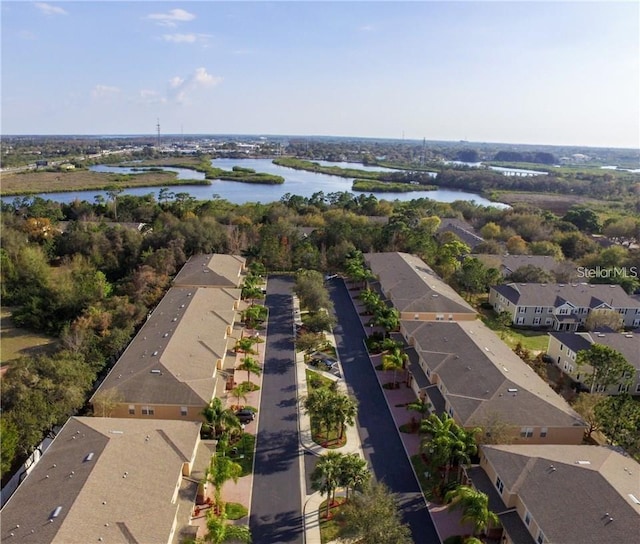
[147, 8, 195, 27]
[92, 85, 121, 99]
[168, 67, 222, 104]
[162, 33, 212, 45]
[163, 33, 197, 43]
[35, 3, 67, 16]
[137, 89, 166, 105]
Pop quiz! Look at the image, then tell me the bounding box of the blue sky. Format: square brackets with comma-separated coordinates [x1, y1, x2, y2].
[1, 1, 638, 148]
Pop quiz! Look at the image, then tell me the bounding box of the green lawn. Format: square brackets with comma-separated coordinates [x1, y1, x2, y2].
[318, 497, 348, 543]
[1, 308, 57, 363]
[480, 312, 550, 353]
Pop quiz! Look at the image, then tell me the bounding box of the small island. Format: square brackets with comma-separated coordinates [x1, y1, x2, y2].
[352, 179, 436, 193]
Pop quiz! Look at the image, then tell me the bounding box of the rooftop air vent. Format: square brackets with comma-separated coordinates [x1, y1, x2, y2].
[84, 452, 94, 462]
[508, 388, 518, 393]
[150, 369, 162, 375]
[576, 460, 591, 465]
[50, 506, 62, 520]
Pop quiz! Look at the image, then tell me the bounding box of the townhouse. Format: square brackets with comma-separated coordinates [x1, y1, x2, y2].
[547, 330, 639, 395]
[466, 445, 640, 544]
[91, 254, 247, 420]
[473, 254, 567, 278]
[0, 417, 205, 544]
[401, 320, 586, 444]
[489, 282, 640, 331]
[364, 252, 477, 321]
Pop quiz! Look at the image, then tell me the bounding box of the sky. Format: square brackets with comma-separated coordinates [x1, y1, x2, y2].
[1, 1, 639, 148]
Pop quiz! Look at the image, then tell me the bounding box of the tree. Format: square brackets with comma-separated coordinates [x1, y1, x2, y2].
[576, 344, 635, 393]
[505, 235, 529, 255]
[584, 310, 623, 332]
[304, 387, 335, 439]
[594, 393, 640, 454]
[296, 331, 326, 353]
[202, 397, 241, 439]
[237, 356, 261, 383]
[206, 452, 243, 507]
[92, 389, 124, 417]
[1, 416, 20, 479]
[229, 382, 252, 408]
[333, 393, 358, 440]
[105, 185, 124, 221]
[507, 264, 555, 284]
[205, 510, 252, 544]
[234, 336, 259, 355]
[563, 207, 601, 234]
[337, 454, 370, 500]
[370, 306, 400, 337]
[311, 451, 343, 518]
[340, 480, 413, 544]
[241, 304, 267, 328]
[304, 311, 336, 333]
[444, 485, 499, 536]
[406, 397, 432, 419]
[571, 393, 605, 439]
[382, 347, 407, 388]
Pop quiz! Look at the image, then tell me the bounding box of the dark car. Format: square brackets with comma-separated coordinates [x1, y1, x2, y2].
[235, 409, 255, 424]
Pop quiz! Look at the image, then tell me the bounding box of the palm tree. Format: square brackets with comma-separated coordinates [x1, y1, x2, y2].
[205, 509, 252, 543]
[359, 289, 383, 314]
[444, 485, 499, 537]
[237, 356, 261, 384]
[382, 347, 407, 388]
[206, 453, 243, 508]
[241, 285, 263, 305]
[337, 454, 370, 500]
[201, 397, 241, 439]
[241, 304, 267, 328]
[303, 387, 335, 440]
[311, 451, 342, 518]
[371, 306, 400, 337]
[234, 336, 259, 355]
[333, 393, 358, 440]
[229, 382, 251, 408]
[406, 397, 432, 419]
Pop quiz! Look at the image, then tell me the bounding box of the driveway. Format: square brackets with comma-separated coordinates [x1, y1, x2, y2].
[249, 276, 304, 543]
[328, 278, 440, 544]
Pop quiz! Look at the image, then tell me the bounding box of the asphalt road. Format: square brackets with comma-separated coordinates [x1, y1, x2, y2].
[249, 276, 304, 544]
[328, 278, 441, 544]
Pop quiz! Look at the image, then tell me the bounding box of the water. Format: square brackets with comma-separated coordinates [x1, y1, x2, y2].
[3, 158, 508, 208]
[444, 160, 547, 176]
[311, 160, 403, 173]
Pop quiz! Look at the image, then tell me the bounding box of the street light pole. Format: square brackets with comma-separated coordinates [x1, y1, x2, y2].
[240, 424, 246, 458]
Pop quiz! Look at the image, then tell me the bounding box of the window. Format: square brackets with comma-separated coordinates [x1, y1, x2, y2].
[141, 406, 155, 416]
[618, 384, 629, 393]
[636, 383, 640, 393]
[520, 427, 534, 438]
[495, 476, 504, 494]
[524, 511, 532, 526]
[128, 405, 135, 415]
[537, 530, 545, 544]
[545, 318, 552, 325]
[533, 317, 541, 325]
[436, 314, 444, 321]
[180, 406, 188, 416]
[519, 307, 526, 313]
[596, 384, 606, 393]
[517, 317, 525, 325]
[448, 407, 454, 417]
[540, 427, 548, 438]
[535, 307, 542, 314]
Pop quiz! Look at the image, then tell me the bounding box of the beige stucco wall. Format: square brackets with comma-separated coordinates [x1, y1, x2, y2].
[103, 402, 207, 422]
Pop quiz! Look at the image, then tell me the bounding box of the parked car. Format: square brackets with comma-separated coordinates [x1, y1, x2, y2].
[235, 409, 255, 424]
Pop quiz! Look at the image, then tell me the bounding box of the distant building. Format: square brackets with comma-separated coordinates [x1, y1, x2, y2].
[489, 283, 640, 331]
[437, 218, 485, 250]
[466, 445, 640, 544]
[474, 254, 566, 278]
[547, 330, 639, 395]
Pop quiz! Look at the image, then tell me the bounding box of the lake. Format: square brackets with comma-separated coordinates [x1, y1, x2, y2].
[4, 158, 508, 208]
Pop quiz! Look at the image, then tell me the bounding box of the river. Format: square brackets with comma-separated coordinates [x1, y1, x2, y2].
[3, 158, 508, 208]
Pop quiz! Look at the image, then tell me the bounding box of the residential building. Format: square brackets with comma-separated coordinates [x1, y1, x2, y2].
[473, 254, 566, 278]
[437, 218, 485, 250]
[547, 330, 639, 395]
[364, 252, 477, 321]
[401, 320, 586, 444]
[489, 282, 640, 331]
[91, 285, 243, 420]
[172, 253, 246, 288]
[0, 417, 204, 544]
[466, 445, 640, 544]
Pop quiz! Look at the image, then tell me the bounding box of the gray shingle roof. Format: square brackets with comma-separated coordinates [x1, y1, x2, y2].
[474, 254, 563, 276]
[481, 445, 640, 544]
[94, 286, 241, 406]
[364, 252, 476, 316]
[550, 331, 639, 370]
[438, 218, 485, 249]
[492, 282, 640, 309]
[173, 253, 245, 288]
[0, 417, 201, 544]
[402, 320, 585, 429]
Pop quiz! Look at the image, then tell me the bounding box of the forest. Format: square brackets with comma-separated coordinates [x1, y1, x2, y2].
[1, 187, 639, 479]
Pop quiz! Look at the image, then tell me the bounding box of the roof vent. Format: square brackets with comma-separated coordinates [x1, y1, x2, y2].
[163, 333, 169, 338]
[50, 506, 62, 520]
[152, 351, 159, 356]
[150, 369, 162, 375]
[576, 460, 591, 465]
[508, 388, 518, 393]
[173, 317, 178, 322]
[629, 494, 640, 505]
[84, 452, 94, 462]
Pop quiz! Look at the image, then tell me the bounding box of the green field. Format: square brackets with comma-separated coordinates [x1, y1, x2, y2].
[1, 308, 57, 363]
